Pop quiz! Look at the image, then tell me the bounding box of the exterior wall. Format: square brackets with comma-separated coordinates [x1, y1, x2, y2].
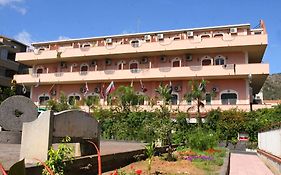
[31, 52, 246, 74]
[258, 128, 281, 158]
[32, 78, 247, 106]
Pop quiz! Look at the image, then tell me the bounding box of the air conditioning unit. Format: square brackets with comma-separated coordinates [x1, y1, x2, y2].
[144, 35, 151, 41]
[60, 62, 67, 68]
[174, 85, 182, 92]
[187, 31, 194, 37]
[230, 28, 237, 34]
[160, 56, 167, 63]
[141, 57, 148, 64]
[212, 87, 219, 92]
[91, 60, 97, 66]
[105, 59, 112, 65]
[105, 38, 112, 44]
[186, 55, 192, 61]
[157, 33, 164, 40]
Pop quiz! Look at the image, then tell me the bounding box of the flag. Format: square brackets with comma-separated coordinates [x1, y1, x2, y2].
[84, 82, 89, 96]
[105, 81, 115, 96]
[34, 78, 40, 88]
[140, 80, 147, 93]
[100, 83, 105, 99]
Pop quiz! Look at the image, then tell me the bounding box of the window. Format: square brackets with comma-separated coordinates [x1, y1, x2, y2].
[117, 61, 125, 70]
[129, 60, 139, 73]
[221, 91, 238, 105]
[202, 59, 212, 66]
[187, 97, 192, 105]
[68, 94, 81, 105]
[214, 55, 226, 65]
[36, 67, 44, 74]
[206, 93, 211, 105]
[38, 94, 50, 105]
[171, 57, 181, 67]
[171, 93, 178, 105]
[80, 64, 89, 75]
[131, 40, 140, 48]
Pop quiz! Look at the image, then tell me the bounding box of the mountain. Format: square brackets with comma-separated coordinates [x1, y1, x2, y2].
[262, 73, 281, 100]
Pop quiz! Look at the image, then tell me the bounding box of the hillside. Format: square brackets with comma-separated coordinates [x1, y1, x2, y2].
[262, 73, 281, 100]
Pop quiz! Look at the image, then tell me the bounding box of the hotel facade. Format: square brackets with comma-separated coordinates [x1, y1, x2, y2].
[14, 21, 270, 112]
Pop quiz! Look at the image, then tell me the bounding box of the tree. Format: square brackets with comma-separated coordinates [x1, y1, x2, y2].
[155, 83, 172, 105]
[110, 85, 145, 112]
[84, 95, 100, 113]
[154, 83, 174, 161]
[184, 80, 208, 126]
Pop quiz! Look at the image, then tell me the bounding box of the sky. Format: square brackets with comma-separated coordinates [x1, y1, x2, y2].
[0, 0, 280, 74]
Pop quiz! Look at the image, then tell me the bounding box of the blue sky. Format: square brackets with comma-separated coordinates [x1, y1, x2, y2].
[0, 0, 280, 73]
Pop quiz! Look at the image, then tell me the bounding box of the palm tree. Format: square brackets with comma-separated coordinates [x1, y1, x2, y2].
[111, 85, 145, 111]
[84, 95, 99, 113]
[184, 80, 208, 126]
[155, 83, 172, 105]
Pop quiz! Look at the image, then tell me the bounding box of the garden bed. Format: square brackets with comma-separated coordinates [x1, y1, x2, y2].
[104, 147, 227, 175]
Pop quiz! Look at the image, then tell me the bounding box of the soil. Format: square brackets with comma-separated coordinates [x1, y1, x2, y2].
[103, 156, 206, 175]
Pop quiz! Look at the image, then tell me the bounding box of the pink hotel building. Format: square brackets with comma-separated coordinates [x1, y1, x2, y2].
[14, 21, 270, 112]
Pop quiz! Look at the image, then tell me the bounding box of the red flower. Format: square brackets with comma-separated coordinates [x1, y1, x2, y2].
[135, 169, 142, 174]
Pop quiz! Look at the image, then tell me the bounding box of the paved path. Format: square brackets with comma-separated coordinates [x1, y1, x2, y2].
[230, 153, 274, 175]
[0, 141, 145, 170]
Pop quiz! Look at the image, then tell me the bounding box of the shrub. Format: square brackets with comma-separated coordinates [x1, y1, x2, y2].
[188, 128, 218, 151]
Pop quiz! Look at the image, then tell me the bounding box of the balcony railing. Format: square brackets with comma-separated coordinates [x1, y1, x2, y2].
[16, 30, 267, 63]
[14, 63, 269, 85]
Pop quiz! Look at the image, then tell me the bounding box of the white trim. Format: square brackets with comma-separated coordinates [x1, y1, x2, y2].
[201, 55, 213, 66]
[117, 60, 126, 70]
[220, 89, 239, 105]
[35, 66, 44, 74]
[80, 63, 89, 72]
[32, 23, 251, 46]
[214, 55, 226, 65]
[67, 93, 81, 105]
[171, 57, 182, 67]
[70, 63, 78, 72]
[38, 93, 50, 104]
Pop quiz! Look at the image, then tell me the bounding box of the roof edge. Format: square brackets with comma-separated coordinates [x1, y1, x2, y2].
[32, 23, 251, 46]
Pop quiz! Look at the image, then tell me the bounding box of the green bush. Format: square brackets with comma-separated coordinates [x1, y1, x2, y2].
[188, 128, 218, 151]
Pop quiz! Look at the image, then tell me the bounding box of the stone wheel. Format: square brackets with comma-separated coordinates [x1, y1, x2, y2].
[0, 96, 37, 131]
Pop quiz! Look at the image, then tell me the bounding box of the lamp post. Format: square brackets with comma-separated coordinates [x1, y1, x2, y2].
[248, 74, 253, 111]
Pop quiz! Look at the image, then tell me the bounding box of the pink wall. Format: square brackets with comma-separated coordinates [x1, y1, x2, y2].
[32, 78, 247, 104]
[33, 52, 246, 74]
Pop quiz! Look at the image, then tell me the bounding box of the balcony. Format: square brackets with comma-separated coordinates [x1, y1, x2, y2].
[0, 59, 19, 71]
[14, 63, 269, 85]
[16, 33, 267, 65]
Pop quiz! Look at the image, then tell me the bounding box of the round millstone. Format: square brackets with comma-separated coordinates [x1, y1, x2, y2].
[0, 96, 38, 131]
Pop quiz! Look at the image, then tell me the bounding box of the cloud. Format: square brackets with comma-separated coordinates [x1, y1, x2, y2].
[14, 30, 33, 46]
[58, 36, 70, 40]
[0, 0, 27, 15]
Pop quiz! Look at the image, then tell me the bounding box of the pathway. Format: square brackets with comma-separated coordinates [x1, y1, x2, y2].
[230, 153, 274, 175]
